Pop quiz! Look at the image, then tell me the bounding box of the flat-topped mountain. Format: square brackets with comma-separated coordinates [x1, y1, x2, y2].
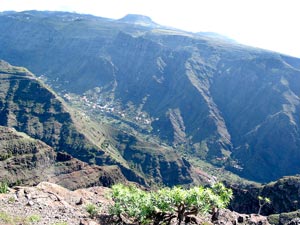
[118, 14, 160, 27]
[0, 11, 299, 183]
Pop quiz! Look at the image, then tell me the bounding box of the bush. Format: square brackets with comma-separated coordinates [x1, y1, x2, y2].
[52, 222, 68, 225]
[109, 183, 232, 224]
[86, 203, 99, 218]
[0, 181, 9, 194]
[0, 211, 41, 225]
[26, 214, 41, 223]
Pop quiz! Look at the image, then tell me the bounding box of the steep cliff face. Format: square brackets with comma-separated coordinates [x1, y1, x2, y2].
[109, 32, 231, 157]
[0, 11, 300, 182]
[211, 56, 300, 182]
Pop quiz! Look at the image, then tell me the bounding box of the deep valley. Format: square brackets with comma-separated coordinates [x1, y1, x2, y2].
[0, 10, 299, 225]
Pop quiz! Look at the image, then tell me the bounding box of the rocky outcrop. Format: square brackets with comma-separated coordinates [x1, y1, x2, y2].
[0, 182, 111, 224]
[0, 125, 127, 189]
[214, 209, 270, 225]
[229, 176, 300, 215]
[268, 210, 300, 225]
[118, 14, 160, 28]
[0, 181, 271, 225]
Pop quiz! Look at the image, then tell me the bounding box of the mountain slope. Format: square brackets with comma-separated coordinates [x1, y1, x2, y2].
[0, 125, 127, 189]
[0, 11, 300, 182]
[0, 60, 111, 164]
[211, 56, 300, 181]
[0, 59, 195, 187]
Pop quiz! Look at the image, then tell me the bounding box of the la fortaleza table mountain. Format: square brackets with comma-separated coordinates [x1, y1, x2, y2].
[0, 10, 300, 183]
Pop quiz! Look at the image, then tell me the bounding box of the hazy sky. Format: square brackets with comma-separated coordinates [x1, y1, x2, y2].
[1, 0, 300, 58]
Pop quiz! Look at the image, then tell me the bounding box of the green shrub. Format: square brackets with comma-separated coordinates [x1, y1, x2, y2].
[52, 222, 68, 225]
[8, 196, 15, 203]
[268, 214, 280, 225]
[0, 211, 13, 224]
[0, 181, 9, 194]
[109, 182, 232, 225]
[0, 211, 41, 225]
[85, 203, 99, 218]
[26, 214, 41, 223]
[0, 152, 12, 161]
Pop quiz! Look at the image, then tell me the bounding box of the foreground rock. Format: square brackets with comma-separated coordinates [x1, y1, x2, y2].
[215, 209, 270, 225]
[0, 182, 273, 225]
[0, 182, 111, 225]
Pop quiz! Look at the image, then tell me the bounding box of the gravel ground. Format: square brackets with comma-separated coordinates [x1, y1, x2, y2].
[0, 182, 111, 225]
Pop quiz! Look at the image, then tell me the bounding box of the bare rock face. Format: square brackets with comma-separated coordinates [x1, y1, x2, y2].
[0, 181, 112, 225]
[215, 209, 270, 225]
[286, 218, 300, 225]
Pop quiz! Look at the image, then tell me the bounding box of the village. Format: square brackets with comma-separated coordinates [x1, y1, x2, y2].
[63, 92, 154, 129]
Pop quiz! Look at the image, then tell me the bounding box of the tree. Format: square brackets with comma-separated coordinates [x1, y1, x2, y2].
[257, 196, 271, 215]
[109, 183, 233, 225]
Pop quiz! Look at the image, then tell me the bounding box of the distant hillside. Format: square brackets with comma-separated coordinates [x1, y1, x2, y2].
[0, 11, 300, 182]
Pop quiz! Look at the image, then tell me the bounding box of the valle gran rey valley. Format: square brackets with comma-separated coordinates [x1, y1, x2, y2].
[0, 10, 299, 225]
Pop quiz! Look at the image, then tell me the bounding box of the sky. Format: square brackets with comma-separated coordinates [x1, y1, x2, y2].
[1, 0, 300, 58]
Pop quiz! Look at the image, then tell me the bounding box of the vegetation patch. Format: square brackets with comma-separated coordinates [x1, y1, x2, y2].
[109, 182, 232, 224]
[0, 181, 9, 194]
[85, 203, 100, 218]
[0, 211, 41, 225]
